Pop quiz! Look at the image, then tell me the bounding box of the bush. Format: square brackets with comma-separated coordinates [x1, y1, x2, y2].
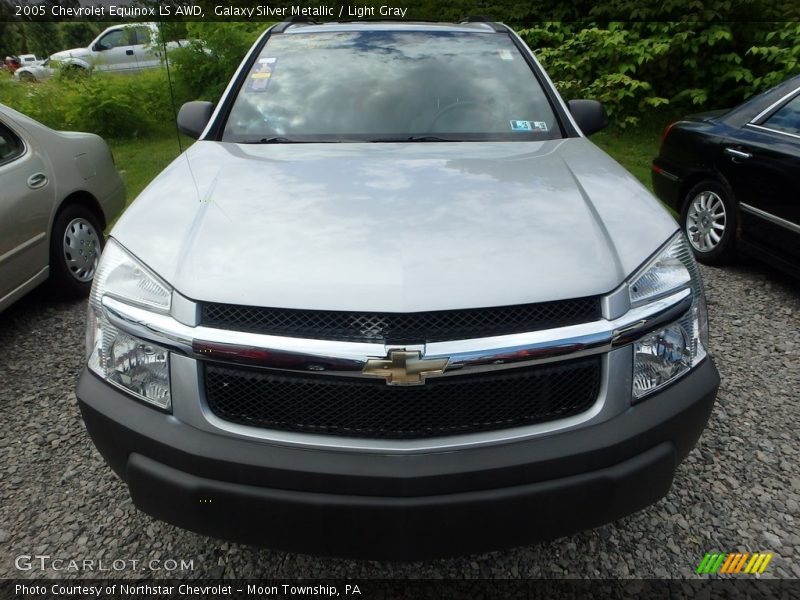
[747, 23, 800, 89]
[169, 22, 266, 103]
[64, 70, 176, 138]
[519, 22, 800, 127]
[0, 69, 177, 139]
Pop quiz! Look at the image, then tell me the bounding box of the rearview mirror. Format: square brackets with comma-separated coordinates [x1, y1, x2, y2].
[177, 101, 215, 140]
[567, 99, 608, 136]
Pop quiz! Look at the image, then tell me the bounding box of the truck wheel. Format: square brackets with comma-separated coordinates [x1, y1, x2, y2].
[680, 180, 737, 265]
[60, 64, 87, 80]
[49, 204, 105, 298]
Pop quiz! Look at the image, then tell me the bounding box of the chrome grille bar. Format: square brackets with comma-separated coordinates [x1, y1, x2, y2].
[101, 287, 692, 379]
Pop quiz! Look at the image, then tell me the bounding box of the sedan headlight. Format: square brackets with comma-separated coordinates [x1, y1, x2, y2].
[86, 239, 173, 410]
[629, 234, 709, 400]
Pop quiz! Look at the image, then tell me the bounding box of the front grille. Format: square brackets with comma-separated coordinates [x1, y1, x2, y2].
[204, 357, 601, 439]
[201, 297, 602, 343]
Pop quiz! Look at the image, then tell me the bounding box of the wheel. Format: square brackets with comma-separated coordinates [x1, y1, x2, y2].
[59, 64, 88, 80]
[680, 180, 737, 265]
[49, 204, 105, 298]
[18, 71, 35, 83]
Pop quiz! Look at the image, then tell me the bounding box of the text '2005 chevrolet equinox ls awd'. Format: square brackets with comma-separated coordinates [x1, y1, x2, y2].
[77, 18, 719, 560]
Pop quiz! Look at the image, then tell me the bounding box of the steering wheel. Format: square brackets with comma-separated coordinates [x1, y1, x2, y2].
[427, 101, 493, 132]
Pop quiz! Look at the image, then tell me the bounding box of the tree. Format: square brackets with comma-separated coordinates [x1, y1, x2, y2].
[22, 22, 62, 57]
[60, 22, 102, 49]
[0, 22, 24, 59]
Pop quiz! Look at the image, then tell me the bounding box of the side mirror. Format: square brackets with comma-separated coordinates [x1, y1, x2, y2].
[177, 101, 215, 139]
[567, 99, 608, 136]
[92, 42, 105, 52]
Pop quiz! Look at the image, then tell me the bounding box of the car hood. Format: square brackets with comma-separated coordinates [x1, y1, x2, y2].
[15, 65, 48, 75]
[112, 138, 677, 312]
[51, 47, 91, 61]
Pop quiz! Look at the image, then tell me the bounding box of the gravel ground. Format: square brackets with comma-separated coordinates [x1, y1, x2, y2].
[1, 259, 798, 580]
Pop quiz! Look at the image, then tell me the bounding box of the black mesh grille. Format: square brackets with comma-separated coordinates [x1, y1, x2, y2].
[204, 357, 601, 439]
[201, 298, 601, 343]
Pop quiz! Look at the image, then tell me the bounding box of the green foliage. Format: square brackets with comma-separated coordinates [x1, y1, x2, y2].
[748, 23, 800, 89]
[59, 22, 103, 50]
[21, 22, 62, 57]
[0, 20, 101, 60]
[0, 20, 24, 59]
[0, 21, 267, 140]
[519, 21, 800, 127]
[168, 22, 265, 103]
[0, 70, 175, 138]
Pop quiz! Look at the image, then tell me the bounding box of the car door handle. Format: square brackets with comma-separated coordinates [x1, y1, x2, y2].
[724, 147, 752, 161]
[126, 49, 134, 55]
[27, 172, 48, 189]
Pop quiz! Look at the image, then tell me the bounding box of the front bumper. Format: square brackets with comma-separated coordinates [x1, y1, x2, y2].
[77, 357, 718, 560]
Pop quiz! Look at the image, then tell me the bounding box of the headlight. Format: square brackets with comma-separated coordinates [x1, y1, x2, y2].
[86, 239, 172, 410]
[630, 234, 709, 400]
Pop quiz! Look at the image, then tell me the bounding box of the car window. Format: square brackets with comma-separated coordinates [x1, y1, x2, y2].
[763, 94, 800, 135]
[222, 30, 562, 142]
[134, 27, 152, 45]
[0, 122, 24, 165]
[99, 29, 133, 50]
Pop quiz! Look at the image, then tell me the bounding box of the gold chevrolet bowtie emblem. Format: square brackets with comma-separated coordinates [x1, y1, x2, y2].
[362, 350, 449, 385]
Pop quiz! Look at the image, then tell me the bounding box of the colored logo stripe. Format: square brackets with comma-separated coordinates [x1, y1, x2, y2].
[697, 552, 773, 575]
[720, 553, 738, 573]
[733, 553, 750, 573]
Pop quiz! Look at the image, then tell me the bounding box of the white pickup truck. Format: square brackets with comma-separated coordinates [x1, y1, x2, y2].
[18, 23, 186, 80]
[17, 54, 44, 67]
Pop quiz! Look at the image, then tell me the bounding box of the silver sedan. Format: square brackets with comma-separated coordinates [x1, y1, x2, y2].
[0, 104, 125, 312]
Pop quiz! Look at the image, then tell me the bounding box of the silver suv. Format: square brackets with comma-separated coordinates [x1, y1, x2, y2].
[77, 18, 719, 559]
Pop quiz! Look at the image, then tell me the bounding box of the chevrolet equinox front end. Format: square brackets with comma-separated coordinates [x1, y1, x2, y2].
[77, 19, 719, 559]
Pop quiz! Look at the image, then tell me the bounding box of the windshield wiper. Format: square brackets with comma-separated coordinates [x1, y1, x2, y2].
[240, 137, 303, 144]
[239, 136, 461, 144]
[370, 135, 461, 143]
[239, 137, 357, 144]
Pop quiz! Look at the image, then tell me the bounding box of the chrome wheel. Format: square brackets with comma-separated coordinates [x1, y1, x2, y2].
[62, 218, 101, 282]
[686, 190, 727, 252]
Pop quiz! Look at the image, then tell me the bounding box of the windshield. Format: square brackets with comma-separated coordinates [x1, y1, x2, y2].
[221, 30, 562, 143]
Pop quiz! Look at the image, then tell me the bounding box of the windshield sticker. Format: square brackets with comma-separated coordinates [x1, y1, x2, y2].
[510, 120, 548, 132]
[247, 57, 277, 92]
[498, 49, 514, 61]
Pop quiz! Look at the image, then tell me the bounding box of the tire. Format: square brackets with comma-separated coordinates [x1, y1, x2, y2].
[680, 179, 737, 265]
[18, 72, 35, 83]
[49, 204, 105, 298]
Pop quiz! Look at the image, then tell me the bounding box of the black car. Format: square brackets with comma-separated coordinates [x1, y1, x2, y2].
[653, 74, 800, 277]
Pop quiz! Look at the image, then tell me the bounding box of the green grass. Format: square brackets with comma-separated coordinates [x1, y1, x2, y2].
[592, 123, 666, 193]
[108, 134, 193, 206]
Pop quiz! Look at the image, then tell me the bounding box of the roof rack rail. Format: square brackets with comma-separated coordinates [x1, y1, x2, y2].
[272, 16, 317, 33]
[458, 16, 506, 33]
